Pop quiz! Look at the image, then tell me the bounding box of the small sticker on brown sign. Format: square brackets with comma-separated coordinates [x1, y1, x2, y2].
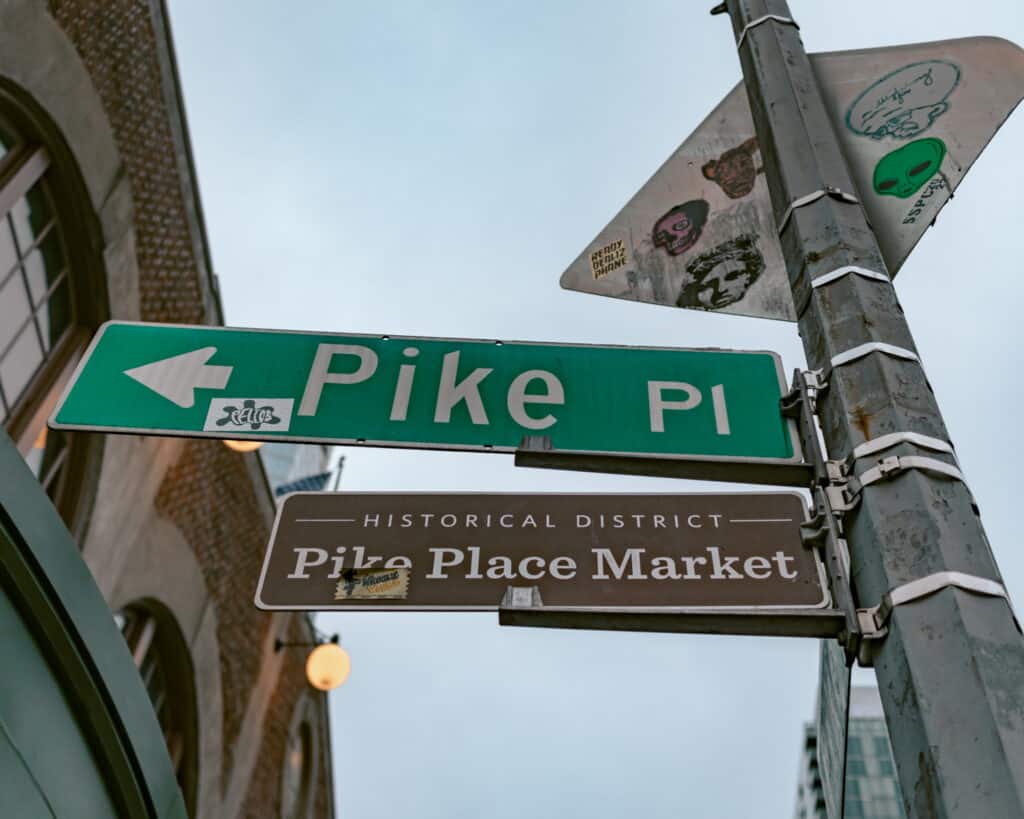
[334, 568, 409, 600]
[589, 239, 627, 279]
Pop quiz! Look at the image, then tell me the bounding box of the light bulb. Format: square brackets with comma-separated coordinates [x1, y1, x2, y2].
[223, 439, 263, 453]
[305, 642, 351, 691]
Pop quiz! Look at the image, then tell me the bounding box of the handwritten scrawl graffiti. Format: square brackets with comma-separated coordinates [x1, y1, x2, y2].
[652, 199, 709, 256]
[846, 60, 960, 140]
[677, 235, 765, 311]
[702, 137, 762, 199]
[873, 138, 946, 198]
[901, 176, 946, 225]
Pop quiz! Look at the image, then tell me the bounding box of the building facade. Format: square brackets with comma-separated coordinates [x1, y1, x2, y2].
[793, 686, 905, 819]
[261, 443, 335, 497]
[0, 1, 334, 816]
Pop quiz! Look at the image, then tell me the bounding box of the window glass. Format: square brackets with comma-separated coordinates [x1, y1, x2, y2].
[0, 264, 30, 352]
[22, 225, 64, 305]
[36, 275, 70, 350]
[24, 425, 69, 499]
[0, 107, 96, 536]
[10, 183, 53, 251]
[116, 606, 197, 817]
[1, 174, 73, 416]
[0, 218, 16, 281]
[0, 322, 43, 405]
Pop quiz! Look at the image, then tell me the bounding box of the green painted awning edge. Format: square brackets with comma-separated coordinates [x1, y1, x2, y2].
[0, 429, 185, 818]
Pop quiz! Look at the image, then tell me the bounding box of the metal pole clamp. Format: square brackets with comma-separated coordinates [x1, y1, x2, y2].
[777, 187, 859, 234]
[857, 571, 1011, 665]
[735, 14, 799, 49]
[811, 265, 891, 289]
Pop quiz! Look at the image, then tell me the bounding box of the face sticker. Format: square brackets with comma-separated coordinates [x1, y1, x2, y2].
[677, 234, 765, 310]
[701, 137, 761, 199]
[846, 60, 960, 141]
[652, 199, 709, 256]
[873, 138, 946, 198]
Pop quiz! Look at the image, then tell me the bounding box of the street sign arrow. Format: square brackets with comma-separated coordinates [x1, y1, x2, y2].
[123, 346, 233, 408]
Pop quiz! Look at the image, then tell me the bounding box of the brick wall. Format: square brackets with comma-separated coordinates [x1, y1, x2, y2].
[47, 2, 332, 815]
[240, 616, 334, 819]
[48, 0, 205, 325]
[153, 439, 273, 782]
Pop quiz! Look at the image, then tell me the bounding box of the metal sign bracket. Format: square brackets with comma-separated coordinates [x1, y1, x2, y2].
[831, 455, 968, 515]
[514, 433, 814, 487]
[501, 585, 544, 609]
[782, 369, 861, 660]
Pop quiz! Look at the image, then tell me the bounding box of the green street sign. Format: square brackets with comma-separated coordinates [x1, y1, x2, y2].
[50, 321, 803, 480]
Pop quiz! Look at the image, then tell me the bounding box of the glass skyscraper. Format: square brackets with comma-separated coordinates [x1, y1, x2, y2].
[794, 686, 905, 819]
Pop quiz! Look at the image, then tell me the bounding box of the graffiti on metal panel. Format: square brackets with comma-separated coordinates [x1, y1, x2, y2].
[625, 267, 670, 304]
[652, 199, 709, 256]
[873, 138, 946, 199]
[901, 176, 947, 225]
[589, 239, 627, 280]
[677, 235, 765, 311]
[846, 61, 960, 140]
[702, 137, 762, 199]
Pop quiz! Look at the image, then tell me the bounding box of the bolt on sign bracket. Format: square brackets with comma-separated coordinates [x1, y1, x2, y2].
[500, 585, 543, 609]
[782, 369, 861, 660]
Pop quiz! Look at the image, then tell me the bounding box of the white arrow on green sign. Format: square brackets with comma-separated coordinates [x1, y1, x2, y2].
[50, 321, 803, 481]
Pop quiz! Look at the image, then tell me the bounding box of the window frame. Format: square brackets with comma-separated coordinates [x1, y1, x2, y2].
[116, 601, 199, 817]
[0, 86, 109, 539]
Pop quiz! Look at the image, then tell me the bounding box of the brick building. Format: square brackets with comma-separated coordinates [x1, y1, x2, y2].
[0, 1, 335, 816]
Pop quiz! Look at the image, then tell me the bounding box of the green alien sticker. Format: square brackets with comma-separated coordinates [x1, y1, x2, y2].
[873, 138, 946, 198]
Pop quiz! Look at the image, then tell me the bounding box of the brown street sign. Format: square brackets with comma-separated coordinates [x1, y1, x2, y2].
[255, 492, 829, 614]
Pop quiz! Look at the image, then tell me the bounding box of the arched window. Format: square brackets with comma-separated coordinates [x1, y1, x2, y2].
[0, 89, 107, 536]
[115, 602, 199, 817]
[281, 720, 314, 819]
[281, 693, 322, 819]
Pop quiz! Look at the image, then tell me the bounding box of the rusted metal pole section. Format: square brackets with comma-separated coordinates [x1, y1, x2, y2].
[718, 1, 1024, 814]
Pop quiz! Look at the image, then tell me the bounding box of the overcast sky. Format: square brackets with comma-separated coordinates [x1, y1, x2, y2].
[170, 2, 1024, 816]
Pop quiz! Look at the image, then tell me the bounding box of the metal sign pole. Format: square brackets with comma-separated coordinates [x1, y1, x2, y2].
[718, 0, 1024, 814]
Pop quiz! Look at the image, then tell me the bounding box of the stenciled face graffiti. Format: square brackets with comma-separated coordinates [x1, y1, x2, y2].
[873, 138, 946, 198]
[846, 60, 960, 140]
[702, 137, 761, 199]
[676, 234, 765, 311]
[652, 199, 709, 256]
